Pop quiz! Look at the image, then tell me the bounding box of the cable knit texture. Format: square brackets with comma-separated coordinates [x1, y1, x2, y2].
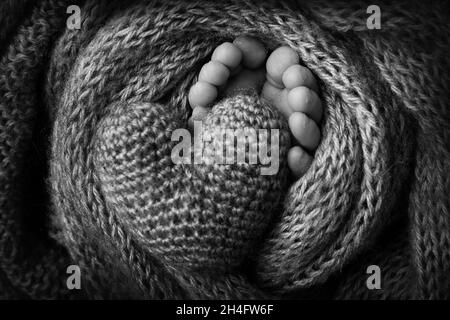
[0, 0, 449, 299]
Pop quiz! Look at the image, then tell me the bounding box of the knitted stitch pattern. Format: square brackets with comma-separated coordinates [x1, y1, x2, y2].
[0, 0, 449, 299]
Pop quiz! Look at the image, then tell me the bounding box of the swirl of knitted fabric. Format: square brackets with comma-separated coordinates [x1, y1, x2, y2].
[0, 0, 449, 299]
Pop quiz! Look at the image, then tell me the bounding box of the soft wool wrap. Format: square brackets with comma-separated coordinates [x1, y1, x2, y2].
[0, 0, 449, 299]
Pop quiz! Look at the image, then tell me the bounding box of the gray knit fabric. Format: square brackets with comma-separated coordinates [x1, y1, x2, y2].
[0, 0, 449, 299]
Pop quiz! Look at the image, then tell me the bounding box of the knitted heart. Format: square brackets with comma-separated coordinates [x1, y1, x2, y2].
[93, 92, 290, 271]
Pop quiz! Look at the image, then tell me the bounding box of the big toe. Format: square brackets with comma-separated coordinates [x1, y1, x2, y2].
[266, 46, 299, 88]
[233, 36, 268, 69]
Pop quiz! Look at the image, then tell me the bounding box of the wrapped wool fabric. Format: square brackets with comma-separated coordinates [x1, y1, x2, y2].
[0, 0, 449, 300]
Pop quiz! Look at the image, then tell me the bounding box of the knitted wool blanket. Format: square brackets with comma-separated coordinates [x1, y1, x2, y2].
[0, 0, 449, 300]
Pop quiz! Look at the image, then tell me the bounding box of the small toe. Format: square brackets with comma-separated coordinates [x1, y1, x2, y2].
[266, 46, 299, 88]
[287, 86, 323, 122]
[288, 146, 313, 178]
[288, 112, 321, 151]
[282, 64, 318, 92]
[233, 36, 267, 69]
[211, 42, 242, 69]
[188, 81, 218, 108]
[199, 61, 230, 86]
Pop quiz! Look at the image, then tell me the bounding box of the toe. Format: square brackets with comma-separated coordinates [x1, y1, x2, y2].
[233, 36, 267, 69]
[188, 81, 218, 108]
[282, 64, 318, 92]
[198, 61, 230, 86]
[288, 146, 313, 178]
[266, 46, 299, 88]
[211, 42, 242, 70]
[287, 86, 323, 122]
[288, 112, 321, 151]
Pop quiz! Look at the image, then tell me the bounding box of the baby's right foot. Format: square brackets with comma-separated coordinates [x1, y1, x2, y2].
[188, 37, 323, 178]
[262, 46, 322, 178]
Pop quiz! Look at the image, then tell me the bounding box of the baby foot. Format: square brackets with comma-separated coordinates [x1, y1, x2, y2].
[188, 36, 267, 125]
[262, 46, 322, 178]
[188, 37, 322, 178]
